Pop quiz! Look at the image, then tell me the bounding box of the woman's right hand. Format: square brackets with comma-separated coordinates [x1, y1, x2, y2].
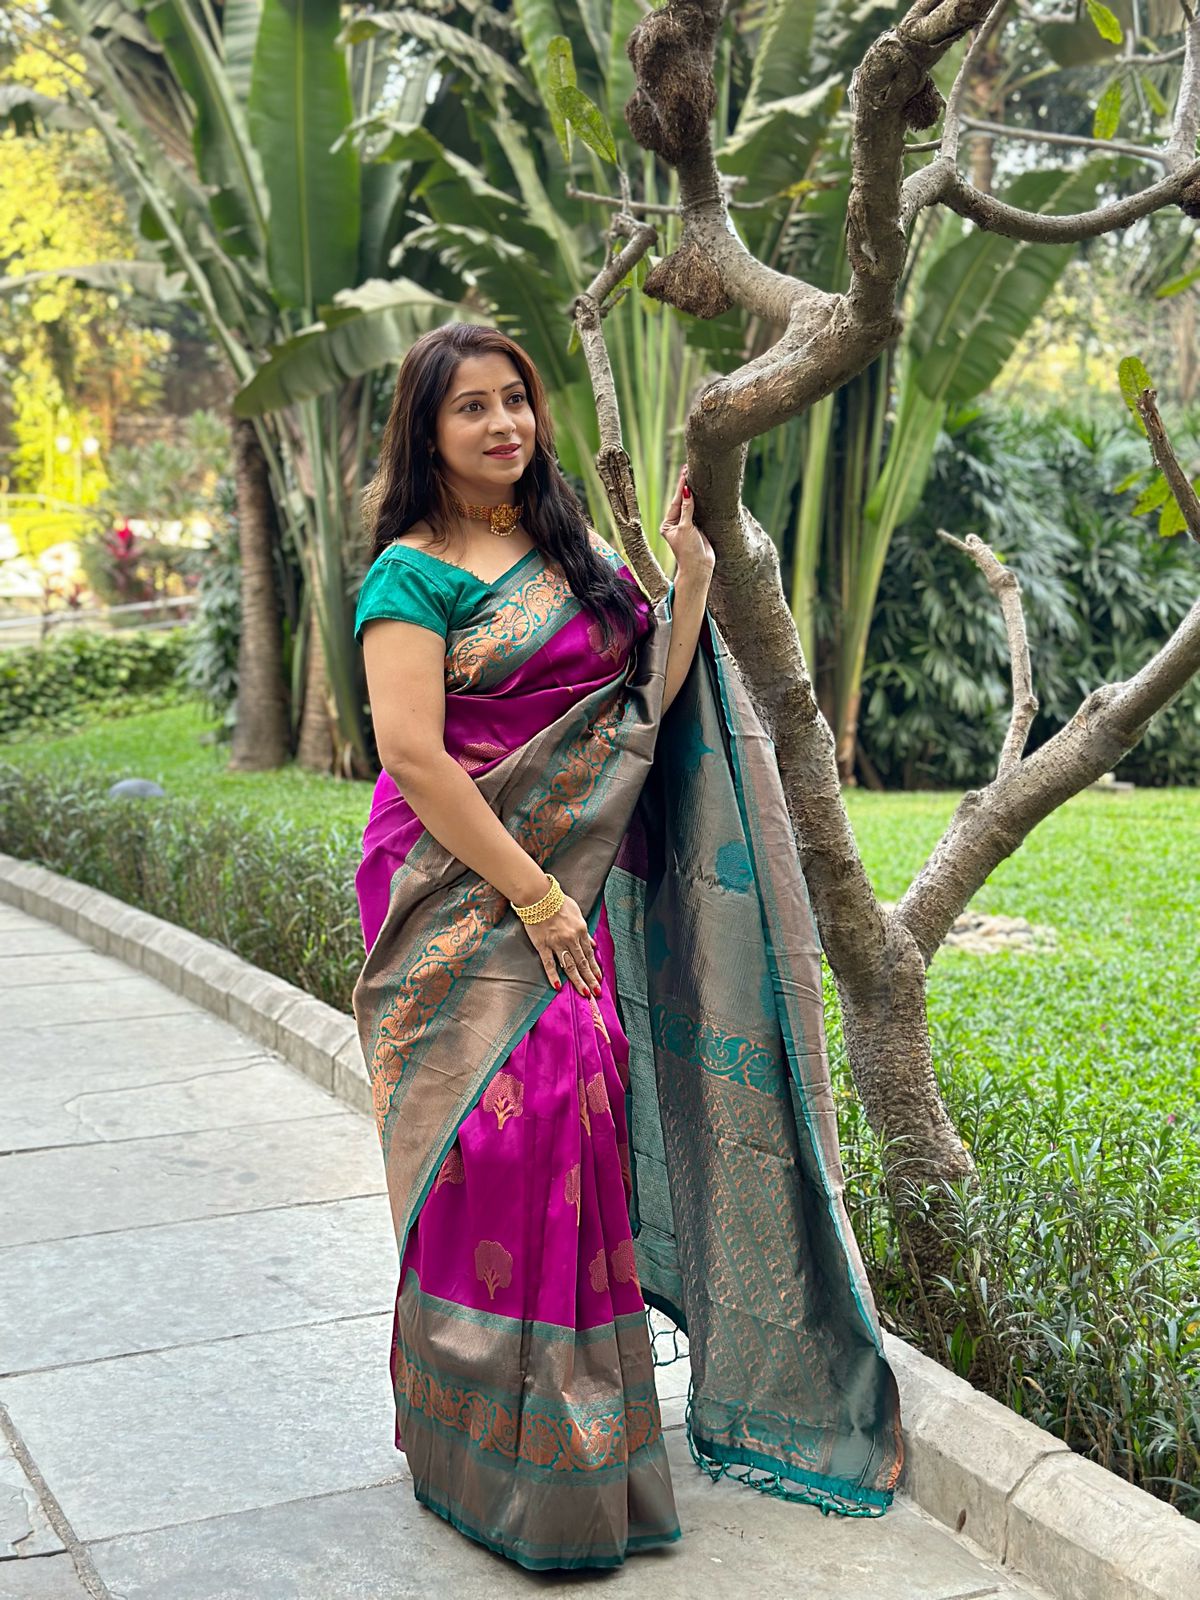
[520, 893, 604, 997]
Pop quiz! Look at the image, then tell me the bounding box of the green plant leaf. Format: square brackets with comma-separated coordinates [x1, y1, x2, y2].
[512, 0, 568, 123]
[1140, 73, 1168, 119]
[546, 34, 576, 160]
[222, 0, 263, 103]
[911, 166, 1104, 406]
[144, 0, 269, 257]
[1118, 355, 1153, 434]
[605, 0, 641, 134]
[247, 0, 361, 310]
[340, 12, 532, 100]
[1093, 78, 1121, 140]
[1112, 467, 1147, 494]
[1158, 495, 1187, 538]
[1154, 263, 1200, 298]
[741, 0, 822, 117]
[555, 85, 617, 164]
[1085, 0, 1122, 45]
[233, 278, 463, 416]
[1131, 474, 1171, 515]
[717, 78, 843, 202]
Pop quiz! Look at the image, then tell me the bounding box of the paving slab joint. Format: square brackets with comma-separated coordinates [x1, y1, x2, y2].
[0, 1400, 112, 1598]
[3, 851, 1197, 1600]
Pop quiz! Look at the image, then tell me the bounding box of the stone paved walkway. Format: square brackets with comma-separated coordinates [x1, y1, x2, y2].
[0, 901, 1050, 1599]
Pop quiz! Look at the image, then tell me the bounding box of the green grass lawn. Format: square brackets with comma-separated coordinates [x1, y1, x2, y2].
[10, 700, 1198, 1129]
[845, 786, 1199, 1128]
[8, 700, 376, 839]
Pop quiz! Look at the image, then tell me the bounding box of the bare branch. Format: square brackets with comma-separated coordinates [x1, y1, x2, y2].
[960, 114, 1170, 165]
[896, 581, 1200, 965]
[847, 2, 1001, 326]
[1136, 388, 1200, 544]
[941, 0, 1012, 162]
[941, 157, 1200, 239]
[937, 529, 1038, 773]
[565, 183, 782, 215]
[572, 216, 668, 599]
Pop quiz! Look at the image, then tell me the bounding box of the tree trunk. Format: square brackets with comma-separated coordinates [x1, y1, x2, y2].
[838, 932, 977, 1323]
[229, 416, 290, 771]
[296, 605, 336, 773]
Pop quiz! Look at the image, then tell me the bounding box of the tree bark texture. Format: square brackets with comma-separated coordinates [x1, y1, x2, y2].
[229, 416, 290, 772]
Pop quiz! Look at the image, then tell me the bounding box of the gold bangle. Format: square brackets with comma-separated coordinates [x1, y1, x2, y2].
[512, 873, 564, 925]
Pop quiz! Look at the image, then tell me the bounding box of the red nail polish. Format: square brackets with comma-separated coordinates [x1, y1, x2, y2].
[683, 485, 691, 499]
[553, 979, 562, 991]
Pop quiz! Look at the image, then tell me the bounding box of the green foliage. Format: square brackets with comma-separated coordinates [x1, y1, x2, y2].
[834, 786, 1200, 1516]
[248, 0, 359, 308]
[0, 629, 190, 741]
[180, 483, 242, 738]
[95, 408, 228, 528]
[0, 758, 360, 1009]
[859, 404, 1200, 788]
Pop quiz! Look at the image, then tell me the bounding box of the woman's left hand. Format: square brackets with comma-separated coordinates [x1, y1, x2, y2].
[660, 466, 715, 582]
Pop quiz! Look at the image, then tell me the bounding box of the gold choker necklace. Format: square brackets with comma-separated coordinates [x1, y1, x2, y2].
[449, 491, 522, 538]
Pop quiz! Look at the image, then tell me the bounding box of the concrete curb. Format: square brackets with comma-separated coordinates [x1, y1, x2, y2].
[2, 851, 1197, 1600]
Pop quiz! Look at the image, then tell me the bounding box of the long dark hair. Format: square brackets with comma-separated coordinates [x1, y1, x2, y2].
[361, 322, 641, 652]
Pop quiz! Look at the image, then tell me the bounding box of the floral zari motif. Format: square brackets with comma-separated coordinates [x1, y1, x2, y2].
[474, 1239, 513, 1300]
[482, 1071, 523, 1129]
[394, 1344, 662, 1470]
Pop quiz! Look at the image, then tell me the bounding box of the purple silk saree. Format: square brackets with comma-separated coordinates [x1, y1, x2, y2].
[352, 533, 904, 1570]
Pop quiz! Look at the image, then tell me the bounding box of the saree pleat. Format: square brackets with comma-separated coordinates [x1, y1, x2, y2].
[390, 902, 678, 1568]
[353, 534, 904, 1570]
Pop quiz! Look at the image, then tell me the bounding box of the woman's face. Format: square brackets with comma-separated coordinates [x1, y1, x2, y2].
[434, 351, 536, 503]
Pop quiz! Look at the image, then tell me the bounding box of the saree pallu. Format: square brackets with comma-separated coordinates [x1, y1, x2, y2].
[352, 542, 904, 1570]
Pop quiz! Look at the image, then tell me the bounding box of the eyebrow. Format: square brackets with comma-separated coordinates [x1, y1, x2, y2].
[449, 380, 525, 403]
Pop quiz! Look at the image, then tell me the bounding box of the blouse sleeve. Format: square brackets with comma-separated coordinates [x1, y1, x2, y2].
[354, 551, 453, 644]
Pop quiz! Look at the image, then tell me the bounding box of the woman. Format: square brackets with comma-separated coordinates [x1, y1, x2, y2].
[352, 323, 904, 1572]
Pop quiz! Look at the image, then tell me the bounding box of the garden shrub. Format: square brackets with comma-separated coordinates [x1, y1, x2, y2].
[0, 629, 191, 743]
[0, 760, 360, 1010]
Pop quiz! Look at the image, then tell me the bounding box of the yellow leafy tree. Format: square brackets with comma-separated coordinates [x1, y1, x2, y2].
[0, 38, 166, 545]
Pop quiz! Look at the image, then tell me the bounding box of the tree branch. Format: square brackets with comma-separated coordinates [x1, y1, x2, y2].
[940, 157, 1200, 239]
[572, 215, 668, 599]
[895, 585, 1200, 966]
[937, 529, 1038, 774]
[1136, 388, 1200, 544]
[959, 114, 1171, 165]
[940, 0, 1012, 163]
[847, 1, 1000, 326]
[901, 393, 1200, 964]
